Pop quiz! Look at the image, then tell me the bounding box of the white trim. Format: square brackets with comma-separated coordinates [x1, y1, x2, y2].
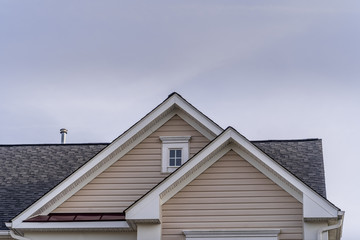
[171, 95, 223, 136]
[231, 146, 302, 203]
[8, 221, 130, 232]
[176, 109, 218, 140]
[160, 144, 231, 204]
[10, 93, 223, 230]
[318, 212, 344, 240]
[183, 229, 280, 240]
[126, 133, 231, 221]
[126, 128, 340, 222]
[9, 230, 30, 240]
[0, 231, 10, 239]
[159, 136, 191, 143]
[12, 111, 176, 228]
[225, 130, 339, 218]
[137, 223, 161, 240]
[159, 140, 302, 205]
[160, 136, 191, 172]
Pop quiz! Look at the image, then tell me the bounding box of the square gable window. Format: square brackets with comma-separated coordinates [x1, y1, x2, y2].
[169, 149, 182, 167]
[160, 136, 191, 173]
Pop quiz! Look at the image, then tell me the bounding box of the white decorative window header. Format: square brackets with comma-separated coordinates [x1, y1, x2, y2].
[159, 136, 191, 143]
[160, 136, 191, 173]
[183, 229, 281, 240]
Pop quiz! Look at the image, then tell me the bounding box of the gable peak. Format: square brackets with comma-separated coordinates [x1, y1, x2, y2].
[167, 92, 182, 98]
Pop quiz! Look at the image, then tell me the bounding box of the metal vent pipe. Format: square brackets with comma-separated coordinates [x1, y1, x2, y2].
[60, 128, 68, 144]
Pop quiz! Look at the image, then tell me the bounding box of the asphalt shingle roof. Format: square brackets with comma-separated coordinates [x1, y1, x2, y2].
[0, 139, 326, 230]
[0, 144, 107, 230]
[252, 139, 326, 198]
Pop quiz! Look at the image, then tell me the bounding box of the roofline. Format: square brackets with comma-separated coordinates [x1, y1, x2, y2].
[3, 144, 109, 223]
[124, 127, 227, 212]
[227, 127, 339, 211]
[170, 92, 224, 132]
[126, 127, 340, 221]
[0, 138, 322, 147]
[9, 92, 224, 229]
[0, 138, 321, 147]
[107, 92, 223, 147]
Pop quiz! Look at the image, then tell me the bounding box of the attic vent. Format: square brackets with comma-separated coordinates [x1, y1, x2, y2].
[60, 128, 68, 144]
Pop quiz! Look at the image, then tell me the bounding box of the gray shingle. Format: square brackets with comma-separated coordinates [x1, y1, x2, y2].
[253, 139, 326, 198]
[0, 144, 107, 230]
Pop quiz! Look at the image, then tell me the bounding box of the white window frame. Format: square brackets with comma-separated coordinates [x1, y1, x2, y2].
[169, 149, 182, 167]
[160, 136, 191, 173]
[183, 229, 280, 240]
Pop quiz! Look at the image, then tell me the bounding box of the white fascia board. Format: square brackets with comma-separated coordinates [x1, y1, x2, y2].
[128, 143, 231, 220]
[225, 146, 302, 202]
[12, 221, 130, 231]
[227, 130, 339, 218]
[11, 93, 223, 228]
[303, 195, 338, 218]
[160, 144, 232, 204]
[125, 194, 160, 221]
[11, 111, 175, 228]
[11, 95, 176, 226]
[176, 110, 217, 140]
[172, 95, 223, 136]
[126, 130, 233, 220]
[127, 127, 340, 221]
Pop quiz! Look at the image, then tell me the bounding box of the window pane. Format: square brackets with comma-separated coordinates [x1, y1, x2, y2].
[170, 150, 175, 157]
[169, 149, 182, 167]
[169, 158, 175, 166]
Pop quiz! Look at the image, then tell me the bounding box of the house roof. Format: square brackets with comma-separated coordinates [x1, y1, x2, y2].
[0, 139, 326, 230]
[0, 144, 107, 230]
[252, 139, 326, 198]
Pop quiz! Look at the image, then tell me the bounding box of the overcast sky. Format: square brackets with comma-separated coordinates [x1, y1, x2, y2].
[1, 1, 359, 239]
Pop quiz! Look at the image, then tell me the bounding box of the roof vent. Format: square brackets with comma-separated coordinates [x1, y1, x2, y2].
[60, 128, 68, 144]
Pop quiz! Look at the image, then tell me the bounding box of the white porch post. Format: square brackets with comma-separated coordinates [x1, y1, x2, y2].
[137, 223, 161, 240]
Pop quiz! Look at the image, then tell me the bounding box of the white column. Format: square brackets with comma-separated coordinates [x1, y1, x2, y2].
[137, 223, 161, 240]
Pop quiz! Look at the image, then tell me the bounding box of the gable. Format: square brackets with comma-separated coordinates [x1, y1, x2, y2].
[52, 115, 211, 214]
[2, 93, 343, 240]
[126, 127, 340, 225]
[162, 150, 303, 240]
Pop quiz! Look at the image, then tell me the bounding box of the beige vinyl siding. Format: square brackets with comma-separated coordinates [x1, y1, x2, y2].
[52, 115, 210, 213]
[162, 150, 303, 240]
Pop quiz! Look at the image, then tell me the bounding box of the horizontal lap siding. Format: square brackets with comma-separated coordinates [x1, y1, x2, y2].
[52, 115, 209, 213]
[162, 151, 303, 240]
